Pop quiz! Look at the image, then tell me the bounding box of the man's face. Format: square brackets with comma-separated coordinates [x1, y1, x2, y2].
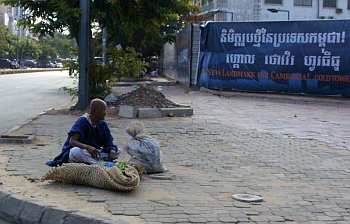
[92, 104, 106, 121]
[96, 106, 106, 121]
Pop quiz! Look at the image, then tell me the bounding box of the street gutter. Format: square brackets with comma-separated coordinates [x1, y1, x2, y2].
[0, 190, 122, 224]
[0, 68, 68, 76]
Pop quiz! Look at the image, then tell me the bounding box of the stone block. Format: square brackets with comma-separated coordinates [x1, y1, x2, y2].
[40, 207, 66, 224]
[63, 212, 129, 224]
[0, 191, 9, 201]
[63, 212, 98, 224]
[118, 105, 136, 118]
[0, 135, 35, 144]
[137, 108, 162, 118]
[0, 194, 24, 223]
[19, 201, 46, 224]
[159, 107, 193, 117]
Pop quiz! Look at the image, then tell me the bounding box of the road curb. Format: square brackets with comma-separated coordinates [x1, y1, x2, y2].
[1, 105, 130, 223]
[0, 190, 127, 224]
[200, 87, 350, 105]
[112, 79, 176, 87]
[118, 105, 193, 119]
[0, 68, 67, 76]
[4, 108, 54, 135]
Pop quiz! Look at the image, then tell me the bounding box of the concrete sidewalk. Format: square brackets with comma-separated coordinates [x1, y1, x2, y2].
[1, 85, 350, 223]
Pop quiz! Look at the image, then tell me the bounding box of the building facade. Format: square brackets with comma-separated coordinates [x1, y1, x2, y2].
[193, 0, 350, 21]
[0, 4, 28, 37]
[0, 4, 9, 26]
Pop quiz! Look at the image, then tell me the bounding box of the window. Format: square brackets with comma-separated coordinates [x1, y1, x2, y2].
[294, 0, 312, 6]
[348, 0, 350, 9]
[265, 0, 282, 4]
[323, 0, 337, 8]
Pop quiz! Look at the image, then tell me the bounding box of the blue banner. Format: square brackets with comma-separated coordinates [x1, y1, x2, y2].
[198, 20, 350, 96]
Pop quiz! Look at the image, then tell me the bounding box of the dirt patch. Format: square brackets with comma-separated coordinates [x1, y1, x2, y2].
[112, 85, 180, 108]
[45, 86, 179, 117]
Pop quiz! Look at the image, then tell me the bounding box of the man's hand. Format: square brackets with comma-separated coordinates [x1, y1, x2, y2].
[109, 150, 119, 161]
[69, 134, 100, 159]
[86, 146, 100, 159]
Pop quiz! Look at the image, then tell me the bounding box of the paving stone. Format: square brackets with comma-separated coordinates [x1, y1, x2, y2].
[63, 212, 128, 224]
[218, 215, 238, 223]
[118, 105, 136, 118]
[249, 215, 285, 222]
[158, 217, 176, 223]
[122, 210, 141, 216]
[4, 86, 350, 224]
[188, 217, 207, 223]
[87, 197, 107, 203]
[159, 107, 193, 117]
[19, 201, 46, 224]
[63, 212, 97, 224]
[0, 195, 24, 223]
[137, 108, 162, 118]
[40, 207, 67, 224]
[175, 218, 189, 223]
[0, 191, 9, 201]
[109, 210, 125, 215]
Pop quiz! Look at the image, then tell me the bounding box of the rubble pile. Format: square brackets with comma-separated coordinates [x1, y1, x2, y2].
[113, 85, 179, 108]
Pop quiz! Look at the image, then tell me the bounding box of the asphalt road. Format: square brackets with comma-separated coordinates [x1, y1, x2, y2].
[0, 219, 11, 224]
[0, 70, 74, 134]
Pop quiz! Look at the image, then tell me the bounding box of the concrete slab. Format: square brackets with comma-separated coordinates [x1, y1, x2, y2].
[137, 108, 162, 118]
[40, 207, 67, 224]
[0, 135, 35, 144]
[19, 201, 46, 224]
[159, 107, 193, 117]
[0, 195, 24, 223]
[118, 105, 136, 118]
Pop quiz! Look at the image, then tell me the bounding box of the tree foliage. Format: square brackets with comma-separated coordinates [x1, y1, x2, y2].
[108, 47, 147, 80]
[1, 0, 196, 56]
[0, 25, 77, 62]
[0, 25, 14, 58]
[0, 0, 196, 99]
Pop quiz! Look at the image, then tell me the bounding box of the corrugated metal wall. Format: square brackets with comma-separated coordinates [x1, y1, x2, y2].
[160, 24, 201, 87]
[190, 24, 201, 86]
[160, 42, 177, 80]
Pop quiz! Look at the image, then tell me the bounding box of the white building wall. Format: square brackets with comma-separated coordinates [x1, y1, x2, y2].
[195, 0, 350, 21]
[0, 4, 9, 26]
[6, 6, 29, 37]
[227, 0, 258, 21]
[261, 0, 350, 21]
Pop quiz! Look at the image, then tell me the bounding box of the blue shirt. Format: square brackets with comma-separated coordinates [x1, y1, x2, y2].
[62, 114, 118, 154]
[46, 114, 118, 167]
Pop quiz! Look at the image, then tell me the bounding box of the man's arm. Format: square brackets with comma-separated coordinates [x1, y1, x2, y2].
[104, 124, 118, 149]
[69, 133, 100, 159]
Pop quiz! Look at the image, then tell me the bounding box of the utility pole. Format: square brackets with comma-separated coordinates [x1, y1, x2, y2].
[77, 0, 90, 110]
[102, 27, 107, 65]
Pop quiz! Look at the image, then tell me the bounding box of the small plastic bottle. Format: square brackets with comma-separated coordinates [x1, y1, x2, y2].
[104, 161, 114, 168]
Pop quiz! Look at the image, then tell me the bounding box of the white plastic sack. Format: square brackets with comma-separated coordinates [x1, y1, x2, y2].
[126, 135, 166, 174]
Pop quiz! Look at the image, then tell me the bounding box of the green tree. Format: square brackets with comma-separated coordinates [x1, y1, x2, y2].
[40, 34, 77, 59]
[100, 0, 196, 57]
[1, 0, 195, 55]
[0, 0, 195, 98]
[15, 37, 40, 61]
[0, 25, 15, 58]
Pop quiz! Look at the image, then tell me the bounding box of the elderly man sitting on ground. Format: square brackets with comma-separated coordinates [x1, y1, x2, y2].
[46, 98, 119, 167]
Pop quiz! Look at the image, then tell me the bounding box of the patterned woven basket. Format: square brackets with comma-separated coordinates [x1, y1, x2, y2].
[42, 163, 140, 192]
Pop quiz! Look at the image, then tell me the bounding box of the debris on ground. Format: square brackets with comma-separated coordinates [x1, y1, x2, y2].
[104, 93, 119, 104]
[112, 85, 179, 108]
